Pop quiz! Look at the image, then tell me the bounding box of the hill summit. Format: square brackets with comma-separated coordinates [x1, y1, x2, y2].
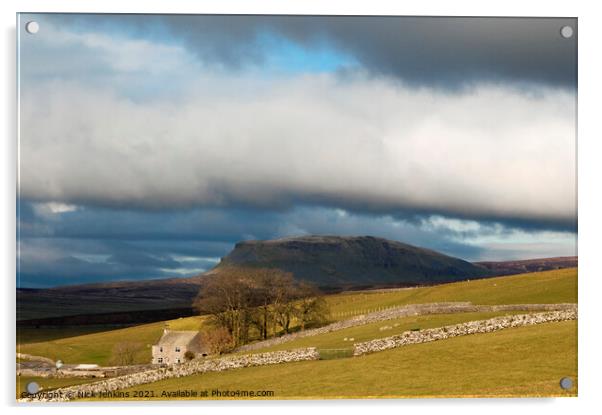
[209, 235, 489, 288]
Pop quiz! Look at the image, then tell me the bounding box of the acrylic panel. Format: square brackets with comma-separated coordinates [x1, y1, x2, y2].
[16, 14, 577, 401]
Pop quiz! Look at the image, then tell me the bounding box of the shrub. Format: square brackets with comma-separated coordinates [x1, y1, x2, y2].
[198, 327, 234, 355]
[184, 350, 195, 361]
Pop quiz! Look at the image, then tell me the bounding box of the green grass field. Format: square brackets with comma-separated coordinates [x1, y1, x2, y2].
[17, 326, 123, 345]
[106, 320, 576, 399]
[327, 268, 577, 319]
[17, 316, 207, 366]
[16, 268, 578, 400]
[246, 310, 526, 353]
[16, 268, 577, 367]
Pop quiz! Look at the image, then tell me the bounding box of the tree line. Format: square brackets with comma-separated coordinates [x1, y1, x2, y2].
[194, 268, 329, 351]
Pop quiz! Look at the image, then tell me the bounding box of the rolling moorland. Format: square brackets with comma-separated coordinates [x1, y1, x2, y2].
[17, 235, 577, 322]
[17, 267, 578, 399]
[18, 235, 488, 321]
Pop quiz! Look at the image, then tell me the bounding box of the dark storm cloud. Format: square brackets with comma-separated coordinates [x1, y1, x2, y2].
[17, 200, 576, 287]
[18, 204, 283, 242]
[52, 14, 577, 88]
[17, 235, 225, 287]
[295, 195, 578, 234]
[18, 239, 178, 287]
[16, 15, 578, 287]
[19, 200, 571, 245]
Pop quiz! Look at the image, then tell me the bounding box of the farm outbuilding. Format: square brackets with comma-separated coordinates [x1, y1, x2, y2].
[151, 329, 206, 364]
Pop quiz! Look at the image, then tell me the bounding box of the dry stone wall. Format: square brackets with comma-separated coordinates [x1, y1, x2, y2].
[19, 307, 577, 402]
[19, 348, 319, 402]
[235, 302, 577, 352]
[353, 309, 577, 356]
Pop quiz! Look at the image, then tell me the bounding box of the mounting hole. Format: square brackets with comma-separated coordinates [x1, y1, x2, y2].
[25, 21, 39, 34]
[560, 25, 574, 39]
[26, 381, 40, 394]
[559, 376, 574, 390]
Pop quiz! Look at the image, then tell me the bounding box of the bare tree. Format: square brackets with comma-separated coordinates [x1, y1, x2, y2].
[249, 269, 296, 339]
[198, 326, 234, 355]
[194, 267, 330, 345]
[194, 270, 256, 346]
[295, 282, 329, 330]
[111, 341, 140, 366]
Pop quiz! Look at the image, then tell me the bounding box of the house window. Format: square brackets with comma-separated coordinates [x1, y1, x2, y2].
[176, 359, 180, 363]
[159, 347, 163, 352]
[175, 346, 181, 352]
[157, 358, 163, 364]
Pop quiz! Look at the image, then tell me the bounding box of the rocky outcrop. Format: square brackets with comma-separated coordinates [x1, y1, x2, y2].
[353, 309, 577, 355]
[235, 302, 577, 352]
[212, 235, 490, 286]
[19, 348, 319, 402]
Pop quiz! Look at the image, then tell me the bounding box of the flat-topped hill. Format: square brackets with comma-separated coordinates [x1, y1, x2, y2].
[210, 235, 489, 287]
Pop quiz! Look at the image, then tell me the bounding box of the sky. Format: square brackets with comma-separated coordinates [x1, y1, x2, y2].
[17, 14, 577, 288]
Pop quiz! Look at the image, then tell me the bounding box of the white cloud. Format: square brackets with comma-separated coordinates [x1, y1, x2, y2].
[18, 23, 576, 227]
[31, 202, 79, 217]
[423, 216, 483, 233]
[158, 267, 208, 276]
[72, 253, 111, 263]
[46, 202, 79, 214]
[172, 255, 220, 262]
[476, 241, 577, 261]
[21, 19, 194, 76]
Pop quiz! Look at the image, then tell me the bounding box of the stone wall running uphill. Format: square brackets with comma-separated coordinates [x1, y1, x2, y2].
[353, 309, 577, 355]
[235, 302, 577, 353]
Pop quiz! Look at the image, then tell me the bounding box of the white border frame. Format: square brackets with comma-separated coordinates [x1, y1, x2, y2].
[3, 1, 601, 414]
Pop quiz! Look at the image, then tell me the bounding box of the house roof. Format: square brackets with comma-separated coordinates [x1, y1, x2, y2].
[156, 330, 199, 347]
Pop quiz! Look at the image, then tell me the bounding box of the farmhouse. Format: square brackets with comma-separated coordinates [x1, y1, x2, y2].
[151, 329, 206, 364]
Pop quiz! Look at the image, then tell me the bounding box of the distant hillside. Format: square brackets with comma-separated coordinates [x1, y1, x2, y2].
[475, 256, 578, 275]
[17, 277, 204, 321]
[17, 235, 577, 322]
[209, 235, 489, 288]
